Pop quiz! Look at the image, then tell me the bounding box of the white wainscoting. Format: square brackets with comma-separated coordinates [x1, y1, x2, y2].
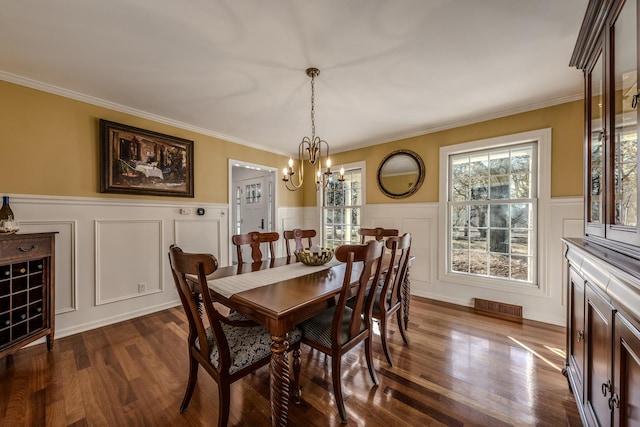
[7, 193, 582, 343]
[365, 197, 583, 325]
[19, 219, 77, 314]
[9, 194, 228, 339]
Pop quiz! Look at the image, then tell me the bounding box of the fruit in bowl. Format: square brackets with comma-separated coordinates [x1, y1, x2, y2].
[294, 246, 334, 266]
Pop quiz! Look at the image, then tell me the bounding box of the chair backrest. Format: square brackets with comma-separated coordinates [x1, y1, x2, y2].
[168, 245, 231, 375]
[232, 231, 279, 263]
[283, 228, 317, 256]
[379, 233, 412, 311]
[358, 227, 399, 243]
[333, 240, 385, 345]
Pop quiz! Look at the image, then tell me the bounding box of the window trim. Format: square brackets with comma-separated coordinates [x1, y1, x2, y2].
[438, 128, 551, 297]
[319, 161, 366, 247]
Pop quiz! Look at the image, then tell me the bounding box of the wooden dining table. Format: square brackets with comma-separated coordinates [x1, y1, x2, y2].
[204, 254, 412, 426]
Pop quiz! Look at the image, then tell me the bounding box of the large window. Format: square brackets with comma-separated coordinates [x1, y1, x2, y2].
[322, 164, 364, 248]
[449, 144, 537, 283]
[440, 129, 550, 291]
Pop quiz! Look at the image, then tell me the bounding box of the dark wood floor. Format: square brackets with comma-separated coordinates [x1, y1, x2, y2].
[0, 297, 581, 426]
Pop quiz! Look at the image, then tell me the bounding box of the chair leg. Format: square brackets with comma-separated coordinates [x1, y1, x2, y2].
[292, 348, 302, 404]
[364, 335, 379, 386]
[217, 381, 231, 427]
[180, 356, 199, 412]
[331, 355, 348, 423]
[396, 308, 409, 345]
[379, 316, 394, 367]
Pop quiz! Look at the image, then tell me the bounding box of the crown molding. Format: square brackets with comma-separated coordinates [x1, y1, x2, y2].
[0, 70, 290, 157]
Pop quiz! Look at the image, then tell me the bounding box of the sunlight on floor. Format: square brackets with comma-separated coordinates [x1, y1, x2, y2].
[508, 336, 562, 371]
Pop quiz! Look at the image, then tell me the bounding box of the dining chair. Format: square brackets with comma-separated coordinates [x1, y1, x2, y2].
[283, 228, 317, 256]
[372, 233, 411, 366]
[298, 239, 385, 423]
[358, 227, 399, 243]
[168, 245, 302, 427]
[232, 231, 279, 263]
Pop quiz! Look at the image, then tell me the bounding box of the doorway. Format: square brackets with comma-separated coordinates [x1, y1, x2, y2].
[229, 160, 277, 264]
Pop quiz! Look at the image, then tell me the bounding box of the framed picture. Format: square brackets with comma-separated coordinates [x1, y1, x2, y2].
[100, 119, 194, 197]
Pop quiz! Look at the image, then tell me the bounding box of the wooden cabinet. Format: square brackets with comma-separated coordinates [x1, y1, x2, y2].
[564, 238, 640, 426]
[567, 0, 640, 424]
[572, 0, 640, 254]
[0, 232, 55, 359]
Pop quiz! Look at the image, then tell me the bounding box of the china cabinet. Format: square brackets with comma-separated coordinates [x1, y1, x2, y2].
[0, 232, 56, 359]
[566, 0, 640, 425]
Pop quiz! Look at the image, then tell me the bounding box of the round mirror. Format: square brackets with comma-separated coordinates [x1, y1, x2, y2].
[377, 150, 425, 199]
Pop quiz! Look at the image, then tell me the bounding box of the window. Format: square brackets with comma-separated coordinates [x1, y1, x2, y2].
[322, 163, 364, 248]
[440, 129, 551, 291]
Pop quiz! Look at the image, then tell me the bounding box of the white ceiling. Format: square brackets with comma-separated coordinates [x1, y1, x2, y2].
[0, 0, 586, 157]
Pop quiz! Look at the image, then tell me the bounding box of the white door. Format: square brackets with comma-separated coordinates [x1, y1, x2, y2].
[234, 175, 272, 263]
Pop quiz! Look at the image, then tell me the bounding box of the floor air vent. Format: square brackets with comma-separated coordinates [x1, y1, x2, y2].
[473, 298, 523, 323]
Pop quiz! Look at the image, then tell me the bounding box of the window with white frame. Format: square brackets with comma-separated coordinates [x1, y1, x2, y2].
[440, 129, 550, 289]
[322, 163, 364, 248]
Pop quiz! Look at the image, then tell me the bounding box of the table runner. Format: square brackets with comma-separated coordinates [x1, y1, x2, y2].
[207, 259, 342, 298]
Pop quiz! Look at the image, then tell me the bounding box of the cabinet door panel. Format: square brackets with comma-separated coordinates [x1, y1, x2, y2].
[615, 314, 640, 426]
[587, 284, 614, 427]
[569, 268, 586, 403]
[609, 0, 639, 244]
[587, 49, 606, 236]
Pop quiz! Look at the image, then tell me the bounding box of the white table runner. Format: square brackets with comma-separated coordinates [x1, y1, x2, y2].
[208, 259, 342, 298]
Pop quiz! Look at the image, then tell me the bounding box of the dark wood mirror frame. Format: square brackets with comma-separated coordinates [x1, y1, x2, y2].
[376, 149, 425, 199]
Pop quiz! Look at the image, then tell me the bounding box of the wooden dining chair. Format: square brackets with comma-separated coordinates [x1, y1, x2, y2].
[168, 245, 302, 427]
[372, 233, 411, 366]
[298, 239, 385, 423]
[283, 228, 317, 256]
[232, 231, 279, 263]
[358, 227, 399, 243]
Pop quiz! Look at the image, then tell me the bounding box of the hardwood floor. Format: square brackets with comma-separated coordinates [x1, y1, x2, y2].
[0, 297, 581, 426]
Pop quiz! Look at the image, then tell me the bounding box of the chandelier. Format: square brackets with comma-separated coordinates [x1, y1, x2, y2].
[282, 68, 344, 191]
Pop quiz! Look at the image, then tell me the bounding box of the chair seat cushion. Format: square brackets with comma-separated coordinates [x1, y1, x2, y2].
[197, 322, 302, 375]
[299, 306, 363, 348]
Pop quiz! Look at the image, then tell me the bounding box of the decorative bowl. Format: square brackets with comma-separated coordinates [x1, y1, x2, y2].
[294, 248, 334, 266]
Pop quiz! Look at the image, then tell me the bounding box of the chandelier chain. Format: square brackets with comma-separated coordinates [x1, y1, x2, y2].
[310, 73, 316, 142]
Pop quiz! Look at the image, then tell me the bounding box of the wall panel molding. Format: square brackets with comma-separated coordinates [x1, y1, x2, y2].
[19, 219, 78, 314]
[95, 219, 164, 305]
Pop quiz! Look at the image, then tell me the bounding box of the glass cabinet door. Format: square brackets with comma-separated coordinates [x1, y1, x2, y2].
[588, 51, 605, 231]
[612, 0, 638, 234]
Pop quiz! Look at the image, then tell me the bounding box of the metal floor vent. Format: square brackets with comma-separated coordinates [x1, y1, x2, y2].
[473, 298, 523, 323]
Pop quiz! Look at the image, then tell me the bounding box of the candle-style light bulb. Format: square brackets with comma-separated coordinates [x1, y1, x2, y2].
[340, 167, 345, 176]
[283, 168, 288, 179]
[288, 158, 294, 168]
[326, 158, 331, 168]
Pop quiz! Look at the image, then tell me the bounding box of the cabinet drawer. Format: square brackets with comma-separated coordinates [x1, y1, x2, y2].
[0, 237, 51, 262]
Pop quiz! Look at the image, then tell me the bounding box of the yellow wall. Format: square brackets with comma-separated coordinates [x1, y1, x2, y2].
[1, 80, 583, 208]
[0, 81, 303, 206]
[311, 100, 584, 206]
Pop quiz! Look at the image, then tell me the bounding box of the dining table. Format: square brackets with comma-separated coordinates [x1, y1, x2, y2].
[203, 254, 412, 426]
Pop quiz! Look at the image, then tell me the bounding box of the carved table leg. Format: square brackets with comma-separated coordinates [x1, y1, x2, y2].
[292, 348, 302, 404]
[270, 333, 290, 427]
[402, 261, 412, 330]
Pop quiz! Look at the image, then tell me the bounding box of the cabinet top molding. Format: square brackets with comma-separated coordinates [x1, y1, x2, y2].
[570, 0, 616, 69]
